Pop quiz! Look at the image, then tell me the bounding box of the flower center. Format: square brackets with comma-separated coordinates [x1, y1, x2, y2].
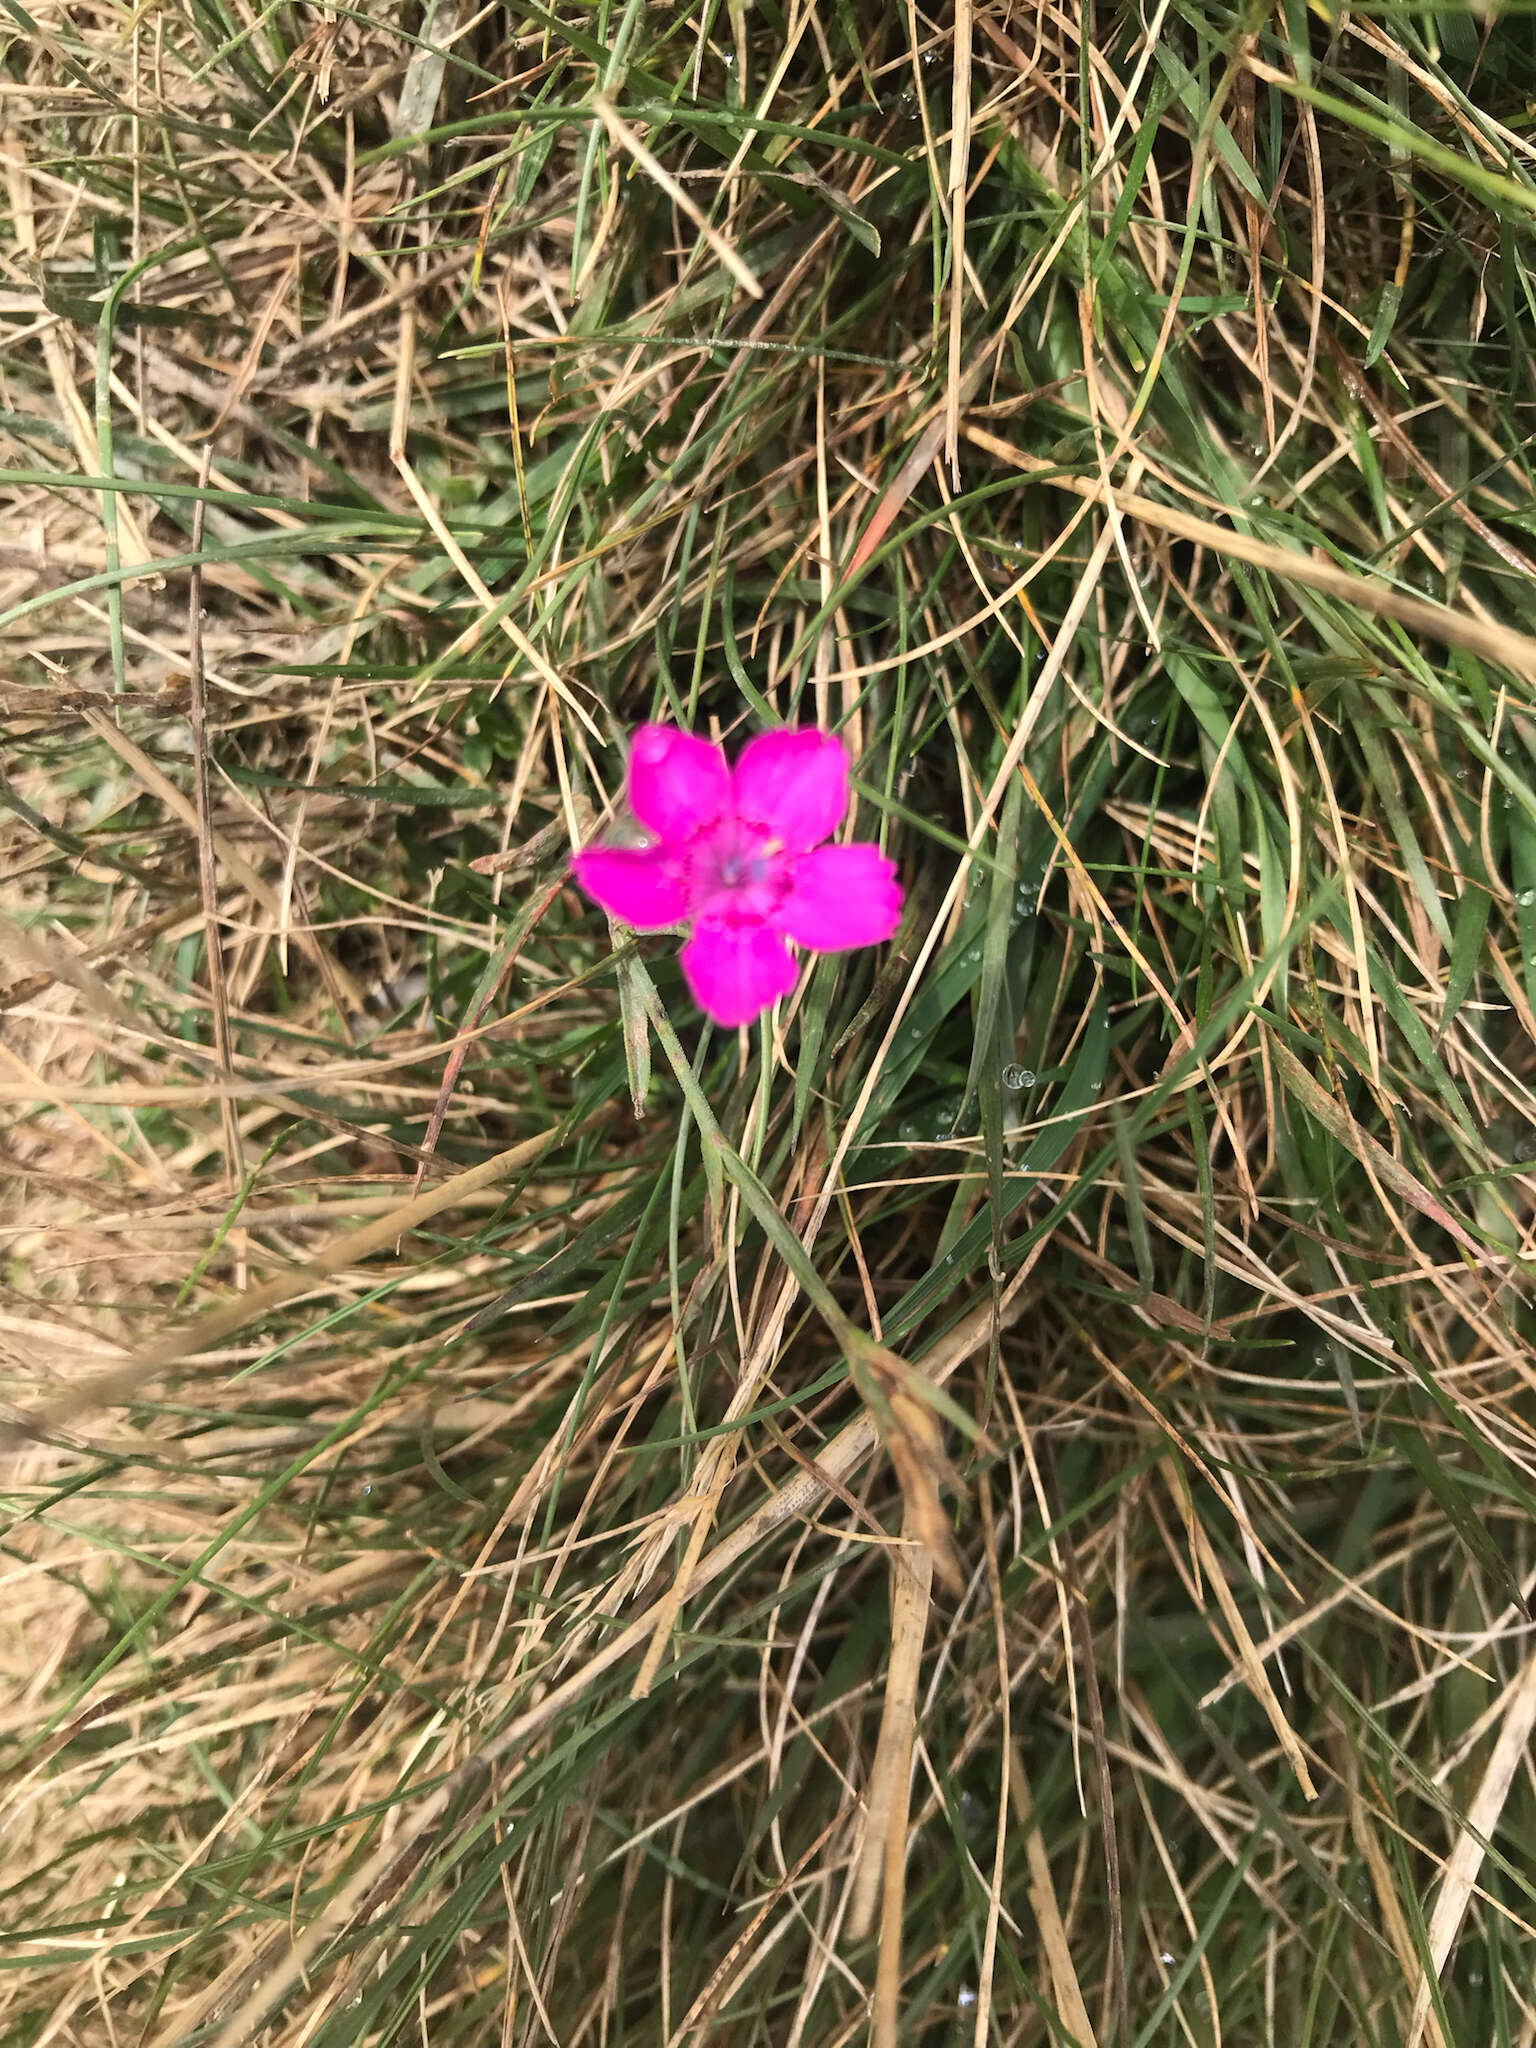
[718, 848, 769, 889]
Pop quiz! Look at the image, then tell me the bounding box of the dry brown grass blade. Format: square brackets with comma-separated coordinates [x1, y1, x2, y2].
[962, 423, 1536, 683]
[635, 1276, 967, 1702]
[0, 1037, 167, 1189]
[630, 1436, 735, 1700]
[1346, 1756, 1448, 2048]
[1406, 1649, 1536, 2048]
[205, 245, 301, 441]
[945, 0, 973, 479]
[845, 412, 949, 580]
[186, 445, 245, 1220]
[869, 1514, 933, 2048]
[860, 1341, 965, 1594]
[848, 1514, 933, 1946]
[1009, 1740, 1101, 2048]
[590, 93, 763, 301]
[1, 1122, 571, 1448]
[1188, 1501, 1318, 1801]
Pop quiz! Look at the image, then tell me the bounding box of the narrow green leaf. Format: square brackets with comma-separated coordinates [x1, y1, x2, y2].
[1393, 1424, 1525, 1617]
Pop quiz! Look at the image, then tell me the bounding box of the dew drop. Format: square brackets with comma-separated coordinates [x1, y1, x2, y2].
[1002, 1064, 1035, 1089]
[1520, 889, 1536, 908]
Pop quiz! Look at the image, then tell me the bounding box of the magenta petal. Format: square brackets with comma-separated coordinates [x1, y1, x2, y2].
[681, 919, 798, 1026]
[572, 845, 689, 928]
[772, 843, 903, 951]
[732, 728, 849, 851]
[627, 724, 731, 843]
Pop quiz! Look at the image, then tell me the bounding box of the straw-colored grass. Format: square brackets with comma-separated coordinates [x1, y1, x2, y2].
[4, 1, 1536, 2043]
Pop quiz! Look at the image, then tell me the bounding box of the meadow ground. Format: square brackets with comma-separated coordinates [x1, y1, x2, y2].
[4, 2, 1536, 2043]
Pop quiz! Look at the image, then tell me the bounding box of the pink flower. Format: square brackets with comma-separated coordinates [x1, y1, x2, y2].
[572, 724, 903, 1027]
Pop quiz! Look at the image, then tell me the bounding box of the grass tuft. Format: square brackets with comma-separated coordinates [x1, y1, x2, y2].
[4, 0, 1536, 2042]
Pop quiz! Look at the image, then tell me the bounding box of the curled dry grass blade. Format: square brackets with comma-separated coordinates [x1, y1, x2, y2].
[4, 1, 1536, 2044]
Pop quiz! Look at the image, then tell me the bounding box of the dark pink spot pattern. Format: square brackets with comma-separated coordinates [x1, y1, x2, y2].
[572, 724, 903, 1027]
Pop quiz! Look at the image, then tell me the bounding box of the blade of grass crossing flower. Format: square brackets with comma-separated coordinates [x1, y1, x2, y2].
[615, 947, 653, 1117]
